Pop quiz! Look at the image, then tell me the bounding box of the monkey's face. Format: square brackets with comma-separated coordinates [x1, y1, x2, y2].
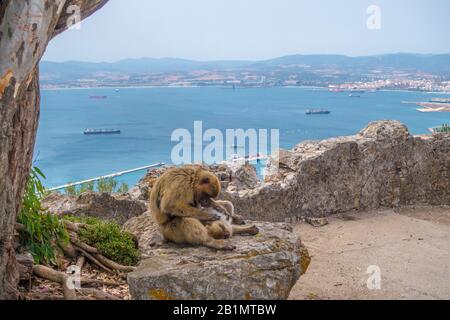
[195, 171, 221, 204]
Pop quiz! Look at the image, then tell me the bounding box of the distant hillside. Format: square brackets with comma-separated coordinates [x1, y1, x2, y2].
[39, 53, 450, 88]
[40, 58, 253, 77]
[262, 53, 450, 72]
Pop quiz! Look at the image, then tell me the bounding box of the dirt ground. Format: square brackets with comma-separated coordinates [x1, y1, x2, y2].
[289, 206, 450, 300]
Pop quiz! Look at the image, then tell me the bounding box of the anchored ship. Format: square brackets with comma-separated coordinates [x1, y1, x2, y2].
[84, 128, 121, 135]
[89, 95, 107, 99]
[306, 108, 331, 115]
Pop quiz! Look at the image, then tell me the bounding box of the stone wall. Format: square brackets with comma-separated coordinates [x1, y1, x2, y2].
[223, 121, 450, 221]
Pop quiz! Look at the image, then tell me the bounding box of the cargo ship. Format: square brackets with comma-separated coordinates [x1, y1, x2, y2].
[306, 108, 331, 115]
[84, 128, 121, 135]
[89, 95, 107, 99]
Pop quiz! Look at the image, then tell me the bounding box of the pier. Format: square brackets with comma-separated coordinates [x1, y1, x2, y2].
[48, 162, 165, 191]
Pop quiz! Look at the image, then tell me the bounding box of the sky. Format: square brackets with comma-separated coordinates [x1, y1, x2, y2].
[43, 0, 450, 62]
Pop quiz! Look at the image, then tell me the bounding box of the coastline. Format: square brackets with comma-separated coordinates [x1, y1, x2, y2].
[40, 84, 450, 94]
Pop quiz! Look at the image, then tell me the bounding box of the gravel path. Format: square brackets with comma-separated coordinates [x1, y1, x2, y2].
[289, 206, 450, 300]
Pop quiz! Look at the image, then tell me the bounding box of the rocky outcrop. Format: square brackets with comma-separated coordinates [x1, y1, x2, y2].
[128, 121, 449, 222]
[226, 162, 260, 191]
[122, 212, 164, 250]
[124, 213, 309, 300]
[128, 166, 173, 201]
[224, 121, 450, 221]
[43, 192, 147, 225]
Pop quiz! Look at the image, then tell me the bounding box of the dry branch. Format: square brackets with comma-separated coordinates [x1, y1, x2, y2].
[60, 242, 79, 258]
[94, 254, 136, 273]
[62, 220, 87, 232]
[76, 256, 85, 270]
[81, 278, 120, 287]
[32, 265, 77, 300]
[70, 233, 99, 254]
[76, 247, 113, 274]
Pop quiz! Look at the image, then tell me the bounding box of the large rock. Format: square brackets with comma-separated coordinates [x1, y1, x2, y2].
[227, 162, 260, 191]
[128, 166, 174, 201]
[224, 121, 450, 221]
[124, 213, 309, 300]
[128, 121, 449, 222]
[42, 191, 147, 225]
[122, 211, 164, 250]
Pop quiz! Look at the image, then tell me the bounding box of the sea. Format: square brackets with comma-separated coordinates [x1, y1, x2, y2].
[35, 87, 449, 189]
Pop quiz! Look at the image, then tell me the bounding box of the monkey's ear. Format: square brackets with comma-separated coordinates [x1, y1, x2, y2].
[200, 177, 210, 185]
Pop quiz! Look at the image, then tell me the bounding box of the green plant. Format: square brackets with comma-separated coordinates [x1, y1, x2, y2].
[117, 182, 129, 193]
[79, 181, 95, 193]
[17, 167, 69, 264]
[64, 183, 78, 196]
[64, 215, 140, 266]
[435, 124, 450, 133]
[97, 177, 118, 193]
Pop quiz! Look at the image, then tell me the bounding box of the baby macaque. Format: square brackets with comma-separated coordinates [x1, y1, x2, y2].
[200, 199, 259, 239]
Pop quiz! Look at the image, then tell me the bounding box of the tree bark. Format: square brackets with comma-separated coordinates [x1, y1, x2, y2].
[0, 0, 108, 300]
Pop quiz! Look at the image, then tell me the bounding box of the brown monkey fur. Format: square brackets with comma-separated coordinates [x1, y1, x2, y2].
[150, 165, 232, 250]
[150, 165, 258, 250]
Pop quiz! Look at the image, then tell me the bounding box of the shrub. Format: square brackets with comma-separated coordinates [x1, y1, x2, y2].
[17, 167, 69, 264]
[64, 215, 140, 266]
[117, 182, 129, 193]
[435, 124, 450, 133]
[97, 177, 118, 193]
[62, 178, 129, 195]
[64, 183, 78, 196]
[79, 181, 95, 193]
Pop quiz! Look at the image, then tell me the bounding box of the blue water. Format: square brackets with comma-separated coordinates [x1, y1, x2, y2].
[35, 87, 449, 188]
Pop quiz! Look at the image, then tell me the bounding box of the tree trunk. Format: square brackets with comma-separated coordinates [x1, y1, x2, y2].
[0, 0, 108, 300]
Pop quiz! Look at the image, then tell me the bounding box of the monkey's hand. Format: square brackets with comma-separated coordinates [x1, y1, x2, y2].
[198, 212, 221, 222]
[209, 201, 232, 217]
[164, 202, 221, 221]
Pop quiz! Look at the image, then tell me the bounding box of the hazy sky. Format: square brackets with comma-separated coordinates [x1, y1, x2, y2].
[43, 0, 450, 62]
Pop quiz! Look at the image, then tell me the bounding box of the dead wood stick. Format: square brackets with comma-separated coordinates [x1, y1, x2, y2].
[76, 256, 85, 270]
[76, 247, 114, 274]
[60, 242, 79, 258]
[62, 220, 87, 232]
[94, 254, 136, 272]
[81, 278, 121, 287]
[32, 265, 77, 300]
[77, 288, 120, 300]
[69, 234, 99, 254]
